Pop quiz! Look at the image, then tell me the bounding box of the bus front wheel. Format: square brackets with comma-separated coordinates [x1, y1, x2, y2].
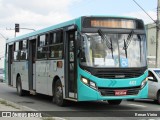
[108, 100, 122, 105]
[54, 80, 66, 106]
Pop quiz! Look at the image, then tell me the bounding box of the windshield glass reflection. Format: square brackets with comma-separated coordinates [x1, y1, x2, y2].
[80, 33, 147, 68]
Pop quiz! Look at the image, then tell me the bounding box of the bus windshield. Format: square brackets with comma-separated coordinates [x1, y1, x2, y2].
[80, 32, 147, 68]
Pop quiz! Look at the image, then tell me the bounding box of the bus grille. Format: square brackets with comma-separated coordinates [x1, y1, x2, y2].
[94, 68, 146, 79]
[80, 66, 147, 79]
[98, 86, 140, 96]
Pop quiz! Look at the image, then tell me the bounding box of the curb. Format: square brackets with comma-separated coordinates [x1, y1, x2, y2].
[0, 98, 37, 111]
[0, 98, 66, 120]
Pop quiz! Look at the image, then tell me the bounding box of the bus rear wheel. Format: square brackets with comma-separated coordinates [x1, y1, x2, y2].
[17, 76, 24, 96]
[54, 80, 66, 106]
[108, 100, 122, 105]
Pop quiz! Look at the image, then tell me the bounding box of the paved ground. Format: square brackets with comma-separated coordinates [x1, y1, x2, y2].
[0, 98, 42, 120]
[0, 82, 160, 120]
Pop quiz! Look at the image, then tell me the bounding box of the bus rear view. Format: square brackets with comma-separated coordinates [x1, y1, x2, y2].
[77, 16, 148, 105]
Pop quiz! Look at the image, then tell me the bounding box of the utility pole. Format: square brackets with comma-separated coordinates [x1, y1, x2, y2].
[156, 0, 160, 67]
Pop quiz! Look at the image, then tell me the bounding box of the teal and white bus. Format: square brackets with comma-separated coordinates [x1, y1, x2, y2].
[5, 16, 148, 106]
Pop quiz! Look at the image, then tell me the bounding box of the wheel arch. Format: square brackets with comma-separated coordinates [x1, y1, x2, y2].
[52, 75, 61, 96]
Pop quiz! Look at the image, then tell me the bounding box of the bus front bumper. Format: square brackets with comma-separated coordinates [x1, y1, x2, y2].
[78, 80, 148, 101]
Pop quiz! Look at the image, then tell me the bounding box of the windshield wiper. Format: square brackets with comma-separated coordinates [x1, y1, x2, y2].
[110, 38, 114, 59]
[98, 29, 114, 58]
[123, 39, 127, 58]
[125, 30, 134, 49]
[98, 29, 111, 49]
[123, 30, 134, 58]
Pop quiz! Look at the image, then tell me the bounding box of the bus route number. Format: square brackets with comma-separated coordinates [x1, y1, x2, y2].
[129, 81, 136, 85]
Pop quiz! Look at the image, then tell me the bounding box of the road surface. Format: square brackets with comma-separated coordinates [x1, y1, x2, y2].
[0, 83, 160, 120]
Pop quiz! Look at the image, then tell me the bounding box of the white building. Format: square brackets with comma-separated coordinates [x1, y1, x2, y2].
[145, 23, 157, 68]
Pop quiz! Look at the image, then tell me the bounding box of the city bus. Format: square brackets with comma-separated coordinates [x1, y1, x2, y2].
[5, 16, 148, 106]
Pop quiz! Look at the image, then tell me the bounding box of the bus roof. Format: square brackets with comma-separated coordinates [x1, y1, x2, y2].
[6, 15, 139, 44]
[7, 17, 81, 44]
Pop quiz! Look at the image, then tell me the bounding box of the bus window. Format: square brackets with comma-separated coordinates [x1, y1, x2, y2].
[22, 40, 27, 49]
[15, 42, 19, 51]
[49, 44, 63, 58]
[13, 42, 20, 61]
[56, 31, 63, 43]
[39, 35, 46, 47]
[37, 47, 48, 59]
[49, 32, 57, 44]
[37, 34, 49, 59]
[20, 50, 27, 60]
[49, 30, 63, 44]
[18, 40, 28, 61]
[14, 51, 20, 61]
[49, 30, 63, 59]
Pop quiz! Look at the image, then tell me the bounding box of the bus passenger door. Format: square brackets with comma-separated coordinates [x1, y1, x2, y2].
[65, 26, 77, 99]
[28, 39, 36, 91]
[8, 45, 13, 86]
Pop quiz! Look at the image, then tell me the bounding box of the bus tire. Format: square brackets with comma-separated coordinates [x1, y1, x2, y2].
[54, 80, 66, 106]
[16, 76, 24, 96]
[108, 100, 122, 105]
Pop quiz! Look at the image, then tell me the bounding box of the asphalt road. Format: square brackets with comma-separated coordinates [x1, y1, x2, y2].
[0, 83, 160, 120]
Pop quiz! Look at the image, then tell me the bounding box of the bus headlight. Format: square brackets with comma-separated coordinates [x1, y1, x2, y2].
[141, 78, 148, 88]
[82, 77, 89, 84]
[81, 77, 97, 90]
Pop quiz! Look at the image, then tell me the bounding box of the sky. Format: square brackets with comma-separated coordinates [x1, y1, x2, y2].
[0, 0, 157, 68]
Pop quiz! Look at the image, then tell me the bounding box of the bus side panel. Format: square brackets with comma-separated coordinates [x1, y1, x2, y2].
[47, 60, 65, 96]
[36, 61, 48, 95]
[20, 61, 29, 90]
[12, 62, 17, 87]
[12, 62, 29, 90]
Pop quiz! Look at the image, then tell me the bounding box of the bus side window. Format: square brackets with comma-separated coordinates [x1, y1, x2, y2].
[14, 42, 20, 61]
[19, 40, 28, 61]
[49, 32, 56, 44]
[37, 34, 48, 59]
[49, 30, 63, 59]
[39, 35, 46, 47]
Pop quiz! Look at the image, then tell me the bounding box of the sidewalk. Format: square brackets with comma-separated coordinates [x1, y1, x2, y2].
[0, 98, 60, 120]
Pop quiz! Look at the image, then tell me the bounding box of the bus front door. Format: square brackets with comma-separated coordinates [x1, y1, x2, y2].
[65, 28, 77, 99]
[28, 40, 36, 91]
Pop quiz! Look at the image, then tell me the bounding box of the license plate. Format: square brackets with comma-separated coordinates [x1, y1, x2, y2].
[115, 90, 127, 96]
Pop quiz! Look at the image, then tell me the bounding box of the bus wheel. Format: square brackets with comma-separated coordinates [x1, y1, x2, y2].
[157, 92, 160, 105]
[17, 76, 24, 96]
[54, 80, 66, 106]
[108, 100, 122, 105]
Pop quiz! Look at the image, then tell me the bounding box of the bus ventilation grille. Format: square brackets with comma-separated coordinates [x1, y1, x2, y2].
[94, 68, 145, 79]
